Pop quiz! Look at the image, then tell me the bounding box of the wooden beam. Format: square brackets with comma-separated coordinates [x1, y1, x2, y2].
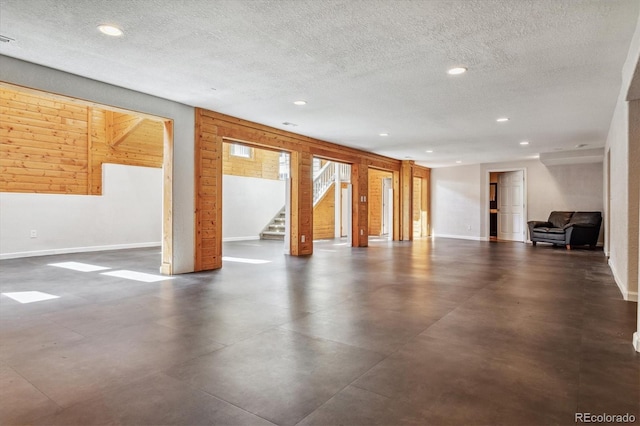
[110, 116, 144, 147]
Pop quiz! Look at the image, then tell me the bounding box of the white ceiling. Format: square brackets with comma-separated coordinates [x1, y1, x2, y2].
[1, 0, 638, 167]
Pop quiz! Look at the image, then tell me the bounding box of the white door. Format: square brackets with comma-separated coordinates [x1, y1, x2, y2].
[498, 171, 524, 242]
[342, 184, 353, 245]
[341, 185, 352, 240]
[382, 178, 392, 236]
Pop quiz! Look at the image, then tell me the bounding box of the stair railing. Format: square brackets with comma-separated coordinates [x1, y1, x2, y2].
[313, 162, 335, 205]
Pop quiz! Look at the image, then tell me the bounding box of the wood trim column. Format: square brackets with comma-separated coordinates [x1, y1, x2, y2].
[290, 150, 313, 255]
[399, 160, 414, 240]
[194, 109, 223, 271]
[160, 120, 174, 275]
[351, 163, 368, 247]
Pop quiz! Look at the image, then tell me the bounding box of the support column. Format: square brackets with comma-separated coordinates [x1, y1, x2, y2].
[399, 160, 414, 241]
[351, 163, 368, 247]
[290, 150, 313, 255]
[194, 110, 222, 271]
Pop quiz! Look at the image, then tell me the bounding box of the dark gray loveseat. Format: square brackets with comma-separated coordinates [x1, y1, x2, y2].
[528, 211, 602, 250]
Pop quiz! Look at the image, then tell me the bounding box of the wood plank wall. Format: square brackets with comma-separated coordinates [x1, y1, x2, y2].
[90, 110, 163, 194]
[1, 87, 90, 193]
[222, 142, 280, 180]
[413, 167, 431, 237]
[1, 87, 164, 195]
[313, 184, 336, 239]
[367, 168, 392, 235]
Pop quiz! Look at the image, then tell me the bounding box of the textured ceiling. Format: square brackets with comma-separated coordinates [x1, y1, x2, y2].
[1, 0, 638, 167]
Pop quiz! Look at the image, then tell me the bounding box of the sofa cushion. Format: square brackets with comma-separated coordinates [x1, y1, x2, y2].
[532, 230, 566, 241]
[570, 211, 602, 227]
[534, 227, 565, 234]
[548, 211, 574, 228]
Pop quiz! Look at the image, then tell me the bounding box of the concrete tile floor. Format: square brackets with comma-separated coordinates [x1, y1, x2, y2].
[0, 238, 638, 425]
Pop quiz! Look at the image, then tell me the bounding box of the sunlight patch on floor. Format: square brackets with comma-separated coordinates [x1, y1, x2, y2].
[101, 270, 174, 283]
[48, 262, 111, 272]
[222, 257, 271, 264]
[2, 291, 60, 304]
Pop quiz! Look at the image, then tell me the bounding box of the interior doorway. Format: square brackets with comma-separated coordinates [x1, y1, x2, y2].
[311, 157, 352, 244]
[0, 82, 174, 273]
[382, 178, 394, 238]
[368, 168, 394, 239]
[486, 169, 527, 242]
[221, 142, 291, 257]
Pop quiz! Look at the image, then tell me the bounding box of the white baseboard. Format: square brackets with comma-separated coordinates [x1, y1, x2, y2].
[608, 258, 638, 301]
[634, 332, 640, 353]
[0, 242, 161, 260]
[222, 236, 260, 242]
[432, 234, 484, 241]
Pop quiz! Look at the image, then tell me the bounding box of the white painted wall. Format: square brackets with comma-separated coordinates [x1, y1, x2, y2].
[431, 164, 482, 240]
[480, 160, 604, 241]
[0, 56, 195, 273]
[222, 175, 286, 241]
[603, 5, 640, 302]
[0, 164, 161, 259]
[431, 160, 604, 242]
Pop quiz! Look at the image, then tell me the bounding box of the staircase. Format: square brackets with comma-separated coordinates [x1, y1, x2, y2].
[260, 208, 286, 240]
[259, 161, 350, 241]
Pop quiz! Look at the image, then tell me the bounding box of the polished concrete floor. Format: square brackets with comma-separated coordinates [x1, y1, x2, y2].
[1, 238, 638, 425]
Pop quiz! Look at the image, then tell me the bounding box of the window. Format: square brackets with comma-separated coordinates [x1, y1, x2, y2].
[279, 152, 290, 180]
[230, 143, 252, 158]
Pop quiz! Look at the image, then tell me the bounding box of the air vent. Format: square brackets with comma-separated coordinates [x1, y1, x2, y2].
[0, 34, 15, 43]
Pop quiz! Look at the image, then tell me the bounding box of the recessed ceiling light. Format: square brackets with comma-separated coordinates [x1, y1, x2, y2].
[98, 24, 123, 36]
[282, 122, 298, 127]
[496, 117, 509, 122]
[456, 160, 462, 164]
[520, 141, 529, 145]
[426, 150, 433, 153]
[293, 100, 307, 106]
[447, 67, 467, 75]
[379, 133, 389, 137]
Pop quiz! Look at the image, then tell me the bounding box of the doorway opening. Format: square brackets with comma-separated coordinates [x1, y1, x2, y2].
[221, 141, 291, 261]
[311, 157, 352, 246]
[0, 82, 174, 274]
[486, 169, 527, 243]
[368, 169, 394, 241]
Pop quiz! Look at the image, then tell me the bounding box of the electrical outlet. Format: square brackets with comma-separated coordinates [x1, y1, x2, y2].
[301, 235, 305, 243]
[30, 229, 37, 238]
[360, 229, 364, 235]
[466, 225, 471, 231]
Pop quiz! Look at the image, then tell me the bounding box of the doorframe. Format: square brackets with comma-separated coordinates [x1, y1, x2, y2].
[219, 139, 293, 255]
[484, 168, 528, 242]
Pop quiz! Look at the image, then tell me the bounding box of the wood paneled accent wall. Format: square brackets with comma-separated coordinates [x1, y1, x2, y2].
[1, 87, 91, 193]
[222, 142, 280, 179]
[413, 166, 431, 237]
[313, 185, 335, 239]
[194, 108, 405, 270]
[90, 110, 163, 194]
[368, 168, 392, 235]
[1, 86, 164, 195]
